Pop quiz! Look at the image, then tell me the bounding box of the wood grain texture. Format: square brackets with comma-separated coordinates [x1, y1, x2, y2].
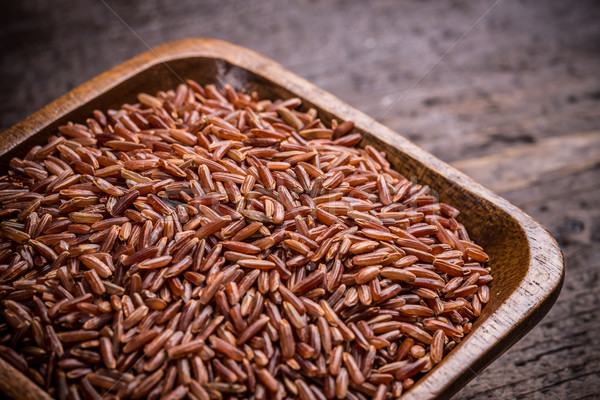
[452, 132, 600, 194]
[1, 1, 598, 398]
[0, 38, 563, 400]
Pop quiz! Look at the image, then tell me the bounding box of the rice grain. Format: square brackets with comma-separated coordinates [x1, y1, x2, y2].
[0, 81, 491, 399]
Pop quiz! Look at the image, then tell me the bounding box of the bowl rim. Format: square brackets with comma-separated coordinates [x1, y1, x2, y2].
[0, 38, 564, 399]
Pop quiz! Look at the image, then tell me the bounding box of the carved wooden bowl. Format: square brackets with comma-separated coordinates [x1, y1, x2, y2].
[0, 39, 564, 399]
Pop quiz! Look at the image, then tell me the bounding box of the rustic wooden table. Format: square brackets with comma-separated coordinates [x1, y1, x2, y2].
[2, 1, 599, 398]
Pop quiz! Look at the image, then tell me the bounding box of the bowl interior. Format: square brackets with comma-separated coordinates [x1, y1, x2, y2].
[0, 56, 530, 394]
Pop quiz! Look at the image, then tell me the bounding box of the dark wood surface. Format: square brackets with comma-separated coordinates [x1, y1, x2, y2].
[1, 1, 598, 398]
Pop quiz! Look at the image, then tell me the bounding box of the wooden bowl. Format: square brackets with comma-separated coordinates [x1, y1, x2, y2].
[0, 38, 564, 399]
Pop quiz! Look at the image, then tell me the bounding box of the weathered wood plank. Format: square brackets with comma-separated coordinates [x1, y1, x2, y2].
[503, 164, 600, 211]
[391, 101, 600, 163]
[451, 131, 600, 193]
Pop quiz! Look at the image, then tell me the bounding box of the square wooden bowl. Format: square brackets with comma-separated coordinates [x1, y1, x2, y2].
[0, 39, 564, 399]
